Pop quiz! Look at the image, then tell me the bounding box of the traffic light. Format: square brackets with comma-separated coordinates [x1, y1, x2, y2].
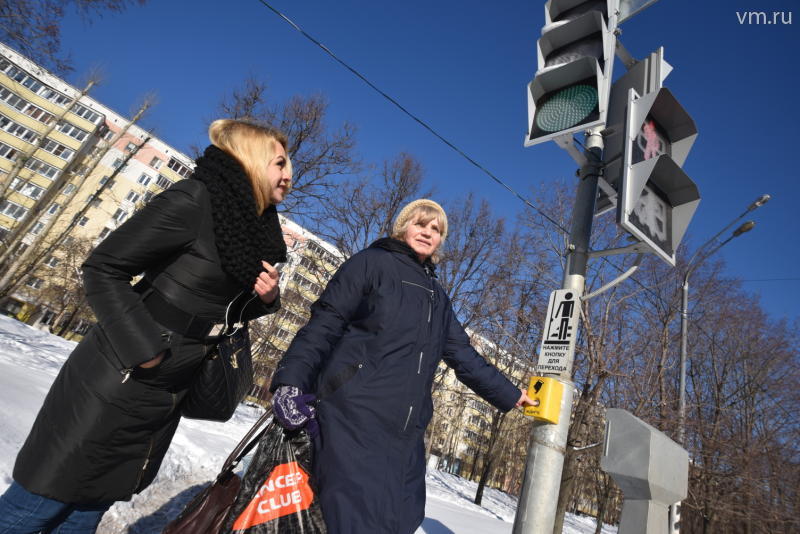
[525, 0, 619, 146]
[606, 87, 700, 265]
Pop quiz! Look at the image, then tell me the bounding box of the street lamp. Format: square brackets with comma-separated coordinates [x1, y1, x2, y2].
[677, 194, 769, 445]
[669, 195, 767, 534]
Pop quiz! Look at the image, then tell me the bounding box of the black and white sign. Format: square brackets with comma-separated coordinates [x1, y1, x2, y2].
[537, 289, 580, 375]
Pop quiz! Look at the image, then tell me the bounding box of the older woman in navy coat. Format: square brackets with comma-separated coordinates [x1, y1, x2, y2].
[270, 199, 533, 534]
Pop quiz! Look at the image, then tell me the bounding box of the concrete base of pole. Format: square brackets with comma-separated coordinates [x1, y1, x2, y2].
[620, 500, 670, 534]
[512, 382, 573, 534]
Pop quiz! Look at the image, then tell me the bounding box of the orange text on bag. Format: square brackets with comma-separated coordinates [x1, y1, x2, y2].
[232, 461, 315, 529]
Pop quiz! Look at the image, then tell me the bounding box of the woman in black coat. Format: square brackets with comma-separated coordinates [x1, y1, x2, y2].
[0, 119, 292, 533]
[270, 199, 534, 534]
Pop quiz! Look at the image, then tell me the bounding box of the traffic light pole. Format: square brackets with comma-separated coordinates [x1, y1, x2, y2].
[513, 128, 603, 534]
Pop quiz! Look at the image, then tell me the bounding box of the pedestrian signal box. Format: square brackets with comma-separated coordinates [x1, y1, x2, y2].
[524, 377, 564, 424]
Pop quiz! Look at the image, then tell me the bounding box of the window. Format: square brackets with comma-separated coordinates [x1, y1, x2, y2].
[3, 299, 23, 316]
[143, 191, 155, 203]
[40, 139, 74, 160]
[156, 174, 173, 189]
[25, 277, 43, 289]
[78, 216, 89, 227]
[149, 157, 163, 169]
[0, 87, 55, 124]
[283, 288, 314, 309]
[274, 327, 294, 341]
[56, 121, 88, 142]
[291, 273, 321, 294]
[0, 113, 39, 143]
[463, 429, 480, 443]
[112, 208, 127, 223]
[167, 157, 191, 177]
[62, 183, 76, 195]
[0, 86, 27, 112]
[125, 191, 140, 203]
[11, 178, 44, 200]
[72, 319, 91, 335]
[38, 87, 70, 106]
[47, 202, 60, 215]
[20, 76, 43, 94]
[0, 200, 28, 220]
[98, 227, 111, 240]
[0, 142, 19, 161]
[278, 308, 305, 326]
[469, 399, 492, 415]
[24, 105, 56, 124]
[71, 103, 102, 124]
[40, 309, 56, 326]
[137, 173, 151, 186]
[125, 142, 137, 152]
[111, 158, 123, 169]
[45, 256, 60, 268]
[24, 158, 59, 180]
[103, 129, 115, 141]
[30, 222, 45, 235]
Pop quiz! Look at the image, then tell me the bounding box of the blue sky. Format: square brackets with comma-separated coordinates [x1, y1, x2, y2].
[57, 0, 798, 321]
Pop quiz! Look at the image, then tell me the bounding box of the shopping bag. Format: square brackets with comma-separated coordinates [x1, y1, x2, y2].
[163, 411, 272, 534]
[223, 420, 326, 533]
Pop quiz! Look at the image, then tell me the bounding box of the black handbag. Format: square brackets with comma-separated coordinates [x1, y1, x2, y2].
[181, 291, 256, 421]
[162, 411, 272, 534]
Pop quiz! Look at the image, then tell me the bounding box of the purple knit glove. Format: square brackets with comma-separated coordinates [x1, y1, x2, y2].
[272, 385, 319, 437]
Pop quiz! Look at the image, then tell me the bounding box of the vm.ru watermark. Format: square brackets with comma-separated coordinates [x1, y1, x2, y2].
[736, 10, 792, 25]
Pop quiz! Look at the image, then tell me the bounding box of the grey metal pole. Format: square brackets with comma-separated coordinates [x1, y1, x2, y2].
[678, 276, 689, 445]
[671, 218, 759, 533]
[512, 128, 603, 534]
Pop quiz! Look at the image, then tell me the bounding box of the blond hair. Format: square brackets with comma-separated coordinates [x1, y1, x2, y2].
[208, 119, 292, 214]
[391, 199, 448, 262]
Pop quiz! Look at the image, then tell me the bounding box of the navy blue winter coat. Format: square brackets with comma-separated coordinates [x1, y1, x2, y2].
[270, 237, 520, 534]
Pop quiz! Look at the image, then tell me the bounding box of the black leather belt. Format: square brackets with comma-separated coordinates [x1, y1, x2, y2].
[135, 279, 225, 340]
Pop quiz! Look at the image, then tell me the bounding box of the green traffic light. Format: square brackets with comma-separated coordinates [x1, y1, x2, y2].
[534, 84, 598, 133]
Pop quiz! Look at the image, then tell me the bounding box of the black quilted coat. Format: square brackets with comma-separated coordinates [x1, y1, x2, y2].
[13, 179, 279, 504]
[270, 238, 520, 534]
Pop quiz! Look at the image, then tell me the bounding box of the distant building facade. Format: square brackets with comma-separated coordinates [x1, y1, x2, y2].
[0, 42, 194, 337]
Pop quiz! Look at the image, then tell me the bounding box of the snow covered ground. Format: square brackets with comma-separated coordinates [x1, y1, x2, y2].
[0, 316, 616, 533]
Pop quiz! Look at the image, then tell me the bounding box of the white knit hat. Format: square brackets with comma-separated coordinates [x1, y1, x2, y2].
[392, 199, 448, 242]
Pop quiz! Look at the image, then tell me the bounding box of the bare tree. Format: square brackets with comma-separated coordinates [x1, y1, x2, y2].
[309, 152, 427, 257]
[210, 77, 360, 220]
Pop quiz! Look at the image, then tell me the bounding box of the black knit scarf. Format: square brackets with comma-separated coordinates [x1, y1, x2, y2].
[191, 145, 287, 290]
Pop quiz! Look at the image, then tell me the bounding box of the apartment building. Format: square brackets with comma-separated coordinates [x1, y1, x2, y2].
[427, 330, 532, 491]
[0, 43, 194, 337]
[248, 215, 345, 401]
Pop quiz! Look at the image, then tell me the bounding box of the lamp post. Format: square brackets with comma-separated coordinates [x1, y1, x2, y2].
[669, 194, 769, 534]
[677, 194, 769, 445]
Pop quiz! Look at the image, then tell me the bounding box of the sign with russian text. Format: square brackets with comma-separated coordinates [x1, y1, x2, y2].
[536, 289, 580, 376]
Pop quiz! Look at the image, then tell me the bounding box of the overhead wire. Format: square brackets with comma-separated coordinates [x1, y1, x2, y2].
[254, 0, 570, 235]
[254, 2, 783, 322]
[253, 0, 691, 304]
